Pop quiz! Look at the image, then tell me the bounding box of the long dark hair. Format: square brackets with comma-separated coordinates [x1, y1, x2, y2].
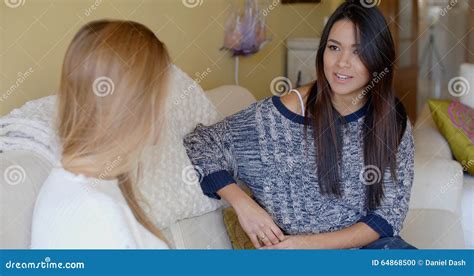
[305, 1, 407, 209]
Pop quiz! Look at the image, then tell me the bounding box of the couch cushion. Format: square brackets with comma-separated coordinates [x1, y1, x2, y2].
[0, 150, 52, 248]
[401, 209, 465, 249]
[428, 100, 474, 175]
[162, 207, 232, 249]
[205, 85, 256, 118]
[138, 66, 225, 229]
[411, 157, 464, 215]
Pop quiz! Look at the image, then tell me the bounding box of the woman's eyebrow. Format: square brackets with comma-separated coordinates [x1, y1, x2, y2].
[328, 39, 359, 47]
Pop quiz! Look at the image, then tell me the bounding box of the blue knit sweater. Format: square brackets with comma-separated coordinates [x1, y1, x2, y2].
[183, 96, 414, 237]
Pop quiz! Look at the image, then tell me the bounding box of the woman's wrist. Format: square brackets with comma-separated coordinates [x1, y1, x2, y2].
[303, 234, 322, 249]
[217, 183, 253, 213]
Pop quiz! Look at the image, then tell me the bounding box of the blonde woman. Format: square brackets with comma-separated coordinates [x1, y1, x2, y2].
[31, 20, 171, 249]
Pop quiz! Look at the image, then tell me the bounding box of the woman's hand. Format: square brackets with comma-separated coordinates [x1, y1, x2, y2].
[217, 183, 285, 248]
[261, 235, 319, 249]
[234, 196, 286, 248]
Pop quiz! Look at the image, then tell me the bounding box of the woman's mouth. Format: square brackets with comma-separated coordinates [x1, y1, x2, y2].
[333, 72, 353, 84]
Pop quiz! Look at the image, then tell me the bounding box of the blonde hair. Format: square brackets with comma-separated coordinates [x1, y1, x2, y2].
[57, 20, 171, 243]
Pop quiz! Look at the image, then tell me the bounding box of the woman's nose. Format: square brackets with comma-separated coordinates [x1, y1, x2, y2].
[337, 51, 351, 68]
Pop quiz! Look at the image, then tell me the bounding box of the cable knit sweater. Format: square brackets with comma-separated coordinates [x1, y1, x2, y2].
[183, 96, 414, 237]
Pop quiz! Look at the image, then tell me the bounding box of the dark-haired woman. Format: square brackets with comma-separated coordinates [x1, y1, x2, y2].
[183, 0, 416, 249]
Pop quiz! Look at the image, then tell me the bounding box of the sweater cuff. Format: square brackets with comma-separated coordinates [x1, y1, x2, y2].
[357, 213, 394, 238]
[200, 170, 236, 200]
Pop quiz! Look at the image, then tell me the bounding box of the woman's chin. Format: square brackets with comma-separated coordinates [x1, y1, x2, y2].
[329, 84, 360, 97]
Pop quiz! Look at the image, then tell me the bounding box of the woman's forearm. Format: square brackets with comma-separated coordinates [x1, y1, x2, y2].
[311, 222, 380, 249]
[216, 183, 254, 212]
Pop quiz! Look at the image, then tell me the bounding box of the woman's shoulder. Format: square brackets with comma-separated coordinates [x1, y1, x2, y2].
[223, 96, 273, 126]
[37, 168, 118, 206]
[279, 84, 312, 114]
[34, 168, 127, 230]
[31, 168, 134, 248]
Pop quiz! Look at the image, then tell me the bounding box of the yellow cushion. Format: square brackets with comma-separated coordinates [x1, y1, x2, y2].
[428, 99, 474, 175]
[223, 207, 255, 249]
[222, 184, 255, 249]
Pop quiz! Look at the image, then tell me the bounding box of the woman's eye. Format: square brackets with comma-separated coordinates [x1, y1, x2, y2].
[353, 49, 360, 55]
[328, 45, 339, 51]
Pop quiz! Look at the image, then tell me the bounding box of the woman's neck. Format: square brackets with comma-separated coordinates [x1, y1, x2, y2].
[331, 92, 367, 116]
[61, 158, 119, 181]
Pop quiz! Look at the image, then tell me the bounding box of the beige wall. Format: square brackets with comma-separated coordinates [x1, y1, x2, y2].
[0, 0, 341, 116]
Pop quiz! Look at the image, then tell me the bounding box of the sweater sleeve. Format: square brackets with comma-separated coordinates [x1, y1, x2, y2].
[358, 121, 415, 237]
[183, 119, 237, 200]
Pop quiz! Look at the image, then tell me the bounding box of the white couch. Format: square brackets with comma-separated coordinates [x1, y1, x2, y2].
[0, 85, 256, 249]
[400, 105, 469, 249]
[400, 63, 474, 249]
[0, 84, 470, 249]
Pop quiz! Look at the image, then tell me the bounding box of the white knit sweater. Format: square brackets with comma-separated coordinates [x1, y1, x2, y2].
[30, 167, 168, 249]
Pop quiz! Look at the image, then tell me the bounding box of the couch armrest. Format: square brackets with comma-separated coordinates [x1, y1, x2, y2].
[401, 208, 465, 249]
[411, 156, 464, 215]
[205, 85, 257, 118]
[0, 150, 53, 248]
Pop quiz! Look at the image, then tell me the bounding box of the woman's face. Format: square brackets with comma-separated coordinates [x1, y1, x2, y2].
[323, 19, 370, 99]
